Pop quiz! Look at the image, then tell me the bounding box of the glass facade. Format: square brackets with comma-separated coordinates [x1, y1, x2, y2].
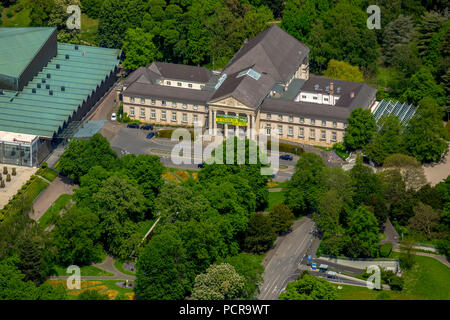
[0, 139, 37, 167]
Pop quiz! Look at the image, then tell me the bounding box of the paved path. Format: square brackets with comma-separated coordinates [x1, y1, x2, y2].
[380, 218, 400, 247]
[423, 142, 450, 186]
[258, 217, 315, 300]
[49, 256, 136, 281]
[393, 248, 450, 268]
[30, 176, 77, 221]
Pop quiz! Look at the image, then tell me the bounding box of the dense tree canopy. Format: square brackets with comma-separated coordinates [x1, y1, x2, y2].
[279, 272, 337, 300]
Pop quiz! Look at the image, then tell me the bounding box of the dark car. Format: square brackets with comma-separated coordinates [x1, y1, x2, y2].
[127, 123, 139, 129]
[197, 162, 205, 168]
[140, 124, 153, 130]
[280, 154, 293, 161]
[146, 132, 155, 139]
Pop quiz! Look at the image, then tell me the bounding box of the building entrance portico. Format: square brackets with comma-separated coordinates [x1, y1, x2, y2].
[208, 106, 256, 139]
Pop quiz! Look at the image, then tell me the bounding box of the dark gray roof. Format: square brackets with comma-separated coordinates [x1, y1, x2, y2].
[124, 82, 212, 105]
[208, 67, 275, 109]
[123, 66, 159, 86]
[223, 25, 309, 84]
[150, 62, 213, 83]
[301, 75, 377, 109]
[261, 98, 354, 122]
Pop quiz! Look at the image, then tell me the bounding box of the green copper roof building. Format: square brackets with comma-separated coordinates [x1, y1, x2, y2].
[0, 27, 121, 166]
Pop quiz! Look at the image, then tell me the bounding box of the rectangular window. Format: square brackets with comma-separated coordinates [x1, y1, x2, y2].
[278, 125, 282, 135]
[172, 112, 177, 122]
[130, 97, 135, 103]
[140, 108, 145, 117]
[322, 120, 326, 126]
[182, 104, 187, 109]
[161, 111, 166, 120]
[300, 117, 304, 123]
[188, 83, 192, 88]
[321, 130, 326, 140]
[288, 126, 293, 136]
[166, 81, 171, 85]
[151, 109, 156, 119]
[193, 115, 198, 124]
[129, 107, 135, 116]
[313, 96, 318, 100]
[172, 101, 177, 107]
[289, 115, 293, 122]
[311, 119, 315, 125]
[278, 114, 283, 121]
[310, 129, 315, 139]
[266, 126, 271, 135]
[182, 113, 187, 123]
[140, 98, 145, 104]
[162, 100, 166, 106]
[324, 97, 329, 101]
[151, 99, 156, 105]
[193, 105, 198, 110]
[302, 95, 307, 99]
[177, 82, 182, 86]
[333, 121, 337, 127]
[267, 113, 271, 119]
[299, 127, 304, 138]
[332, 131, 337, 142]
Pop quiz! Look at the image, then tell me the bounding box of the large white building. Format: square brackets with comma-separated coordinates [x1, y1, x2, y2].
[121, 25, 378, 147]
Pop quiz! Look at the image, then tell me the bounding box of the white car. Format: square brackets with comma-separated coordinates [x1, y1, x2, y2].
[111, 113, 117, 121]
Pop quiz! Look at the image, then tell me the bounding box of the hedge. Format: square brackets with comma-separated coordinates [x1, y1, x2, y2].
[380, 242, 393, 257]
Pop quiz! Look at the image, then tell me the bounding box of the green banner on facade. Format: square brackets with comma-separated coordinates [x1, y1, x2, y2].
[216, 114, 248, 127]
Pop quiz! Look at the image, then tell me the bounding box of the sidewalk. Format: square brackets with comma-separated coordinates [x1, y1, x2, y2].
[30, 176, 77, 221]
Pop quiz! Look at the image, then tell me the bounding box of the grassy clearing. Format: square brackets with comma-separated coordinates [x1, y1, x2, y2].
[37, 167, 59, 182]
[52, 265, 114, 277]
[38, 194, 72, 229]
[267, 191, 285, 211]
[0, 0, 31, 27]
[336, 253, 450, 300]
[79, 13, 99, 45]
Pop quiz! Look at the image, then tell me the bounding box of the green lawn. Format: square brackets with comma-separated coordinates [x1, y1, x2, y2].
[1, 0, 31, 27]
[37, 167, 59, 182]
[267, 191, 285, 211]
[336, 254, 450, 300]
[79, 13, 99, 45]
[52, 265, 114, 277]
[39, 194, 73, 229]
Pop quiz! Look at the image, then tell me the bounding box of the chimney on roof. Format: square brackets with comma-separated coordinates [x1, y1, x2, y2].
[82, 51, 86, 56]
[350, 92, 355, 98]
[330, 82, 334, 95]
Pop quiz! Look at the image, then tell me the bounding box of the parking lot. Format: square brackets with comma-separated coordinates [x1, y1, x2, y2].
[106, 124, 298, 176]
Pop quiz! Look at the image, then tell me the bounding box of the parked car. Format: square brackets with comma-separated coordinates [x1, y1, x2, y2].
[146, 132, 155, 139]
[111, 113, 117, 121]
[140, 124, 153, 130]
[280, 154, 293, 161]
[127, 123, 139, 129]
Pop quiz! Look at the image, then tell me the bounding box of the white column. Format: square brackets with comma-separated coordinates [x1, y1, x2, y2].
[208, 108, 212, 136]
[224, 111, 228, 137]
[246, 114, 251, 139]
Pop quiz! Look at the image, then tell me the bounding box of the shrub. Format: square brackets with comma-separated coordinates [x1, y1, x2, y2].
[389, 276, 404, 291]
[6, 174, 11, 182]
[41, 162, 48, 169]
[3, 166, 7, 174]
[12, 167, 16, 176]
[399, 252, 415, 270]
[6, 9, 13, 18]
[380, 243, 393, 257]
[267, 140, 303, 155]
[0, 180, 4, 188]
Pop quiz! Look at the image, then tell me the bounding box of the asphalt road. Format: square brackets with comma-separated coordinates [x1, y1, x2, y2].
[257, 217, 316, 300]
[108, 126, 298, 174]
